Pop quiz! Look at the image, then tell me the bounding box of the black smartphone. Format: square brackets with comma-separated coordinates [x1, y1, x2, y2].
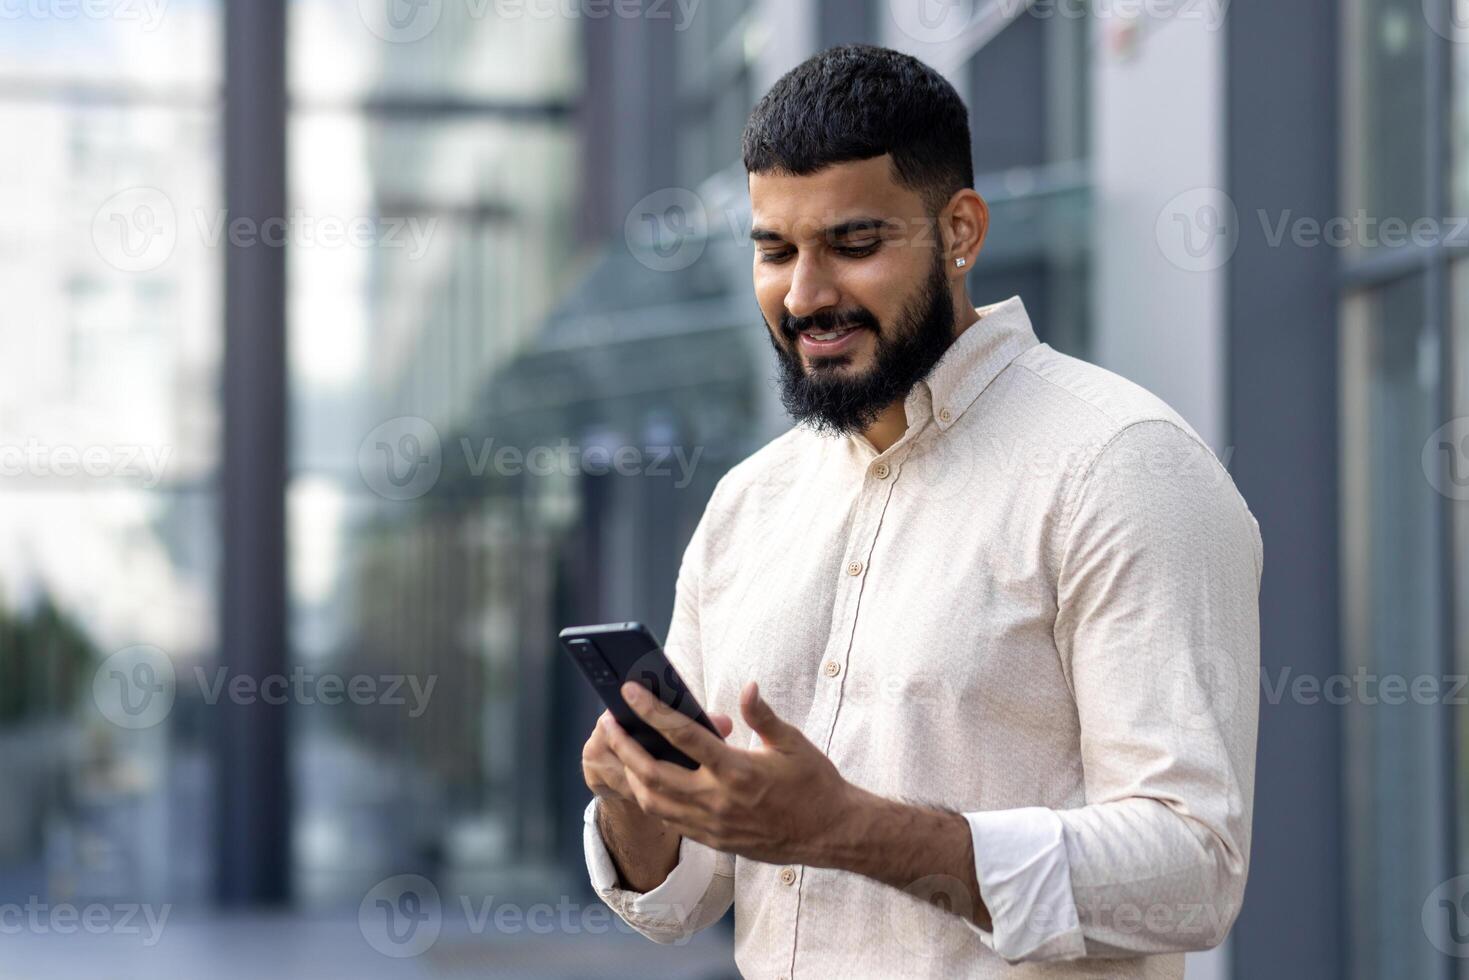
[560, 622, 719, 770]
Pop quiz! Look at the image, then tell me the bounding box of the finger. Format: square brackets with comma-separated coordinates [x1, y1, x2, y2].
[623, 767, 709, 828]
[621, 682, 734, 771]
[739, 681, 799, 748]
[708, 711, 734, 739]
[601, 712, 706, 801]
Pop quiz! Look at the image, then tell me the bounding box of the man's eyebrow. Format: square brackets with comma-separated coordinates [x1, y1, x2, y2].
[749, 217, 899, 244]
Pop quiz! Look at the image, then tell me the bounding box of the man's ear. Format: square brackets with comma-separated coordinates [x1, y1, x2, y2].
[941, 189, 989, 271]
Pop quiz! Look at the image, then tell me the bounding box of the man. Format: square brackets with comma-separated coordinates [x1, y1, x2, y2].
[581, 44, 1261, 978]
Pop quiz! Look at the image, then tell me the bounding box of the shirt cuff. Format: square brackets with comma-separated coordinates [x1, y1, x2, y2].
[583, 797, 718, 926]
[962, 807, 1087, 962]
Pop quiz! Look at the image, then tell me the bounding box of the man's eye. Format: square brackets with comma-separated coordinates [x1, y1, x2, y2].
[759, 249, 795, 264]
[835, 241, 880, 257]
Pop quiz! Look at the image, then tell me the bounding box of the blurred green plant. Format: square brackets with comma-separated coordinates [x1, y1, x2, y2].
[0, 595, 96, 725]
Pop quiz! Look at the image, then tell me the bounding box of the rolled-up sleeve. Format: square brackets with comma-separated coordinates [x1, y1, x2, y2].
[584, 797, 735, 943]
[961, 807, 1086, 961]
[963, 419, 1262, 962]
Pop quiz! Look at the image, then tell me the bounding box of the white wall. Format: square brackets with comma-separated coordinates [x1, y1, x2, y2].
[752, 0, 819, 96]
[1091, 11, 1229, 458]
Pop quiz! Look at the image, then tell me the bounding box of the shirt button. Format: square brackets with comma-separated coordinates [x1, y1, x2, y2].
[779, 866, 797, 886]
[823, 660, 841, 677]
[846, 560, 863, 577]
[939, 407, 953, 422]
[873, 462, 890, 479]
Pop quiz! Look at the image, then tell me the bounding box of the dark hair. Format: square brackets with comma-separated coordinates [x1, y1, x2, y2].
[741, 44, 974, 216]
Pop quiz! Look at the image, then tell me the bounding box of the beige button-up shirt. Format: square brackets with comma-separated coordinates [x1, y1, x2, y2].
[584, 296, 1262, 978]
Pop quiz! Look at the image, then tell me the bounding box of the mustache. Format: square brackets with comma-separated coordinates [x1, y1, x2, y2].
[779, 308, 879, 340]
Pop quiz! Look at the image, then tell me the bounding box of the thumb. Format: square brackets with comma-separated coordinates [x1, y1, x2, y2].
[740, 681, 795, 747]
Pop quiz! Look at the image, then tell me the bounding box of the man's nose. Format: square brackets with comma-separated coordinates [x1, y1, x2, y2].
[783, 254, 840, 320]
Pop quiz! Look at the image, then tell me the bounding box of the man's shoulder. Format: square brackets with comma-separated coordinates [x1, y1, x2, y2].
[1004, 342, 1207, 448]
[1007, 344, 1261, 573]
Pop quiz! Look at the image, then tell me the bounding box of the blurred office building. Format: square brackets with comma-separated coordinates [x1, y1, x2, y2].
[0, 1, 1463, 978]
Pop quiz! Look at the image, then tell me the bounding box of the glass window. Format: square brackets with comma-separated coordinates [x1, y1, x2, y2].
[962, 10, 1091, 358]
[287, 4, 582, 908]
[1341, 275, 1450, 980]
[1453, 260, 1469, 940]
[0, 10, 222, 911]
[1343, 0, 1430, 250]
[290, 0, 578, 102]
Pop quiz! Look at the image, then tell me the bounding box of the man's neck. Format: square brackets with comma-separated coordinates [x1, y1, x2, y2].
[858, 301, 983, 454]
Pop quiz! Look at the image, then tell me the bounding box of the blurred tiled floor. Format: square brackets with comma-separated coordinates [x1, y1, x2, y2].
[0, 912, 738, 980]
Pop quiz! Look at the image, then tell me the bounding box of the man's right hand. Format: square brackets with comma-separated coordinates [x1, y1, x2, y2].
[583, 707, 734, 892]
[582, 707, 734, 806]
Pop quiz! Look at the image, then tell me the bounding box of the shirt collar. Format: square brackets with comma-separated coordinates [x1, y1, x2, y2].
[901, 294, 1040, 432]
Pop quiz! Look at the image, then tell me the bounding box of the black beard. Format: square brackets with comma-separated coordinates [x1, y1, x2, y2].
[766, 254, 957, 436]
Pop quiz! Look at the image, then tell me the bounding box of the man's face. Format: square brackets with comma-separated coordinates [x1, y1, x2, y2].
[749, 155, 959, 435]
